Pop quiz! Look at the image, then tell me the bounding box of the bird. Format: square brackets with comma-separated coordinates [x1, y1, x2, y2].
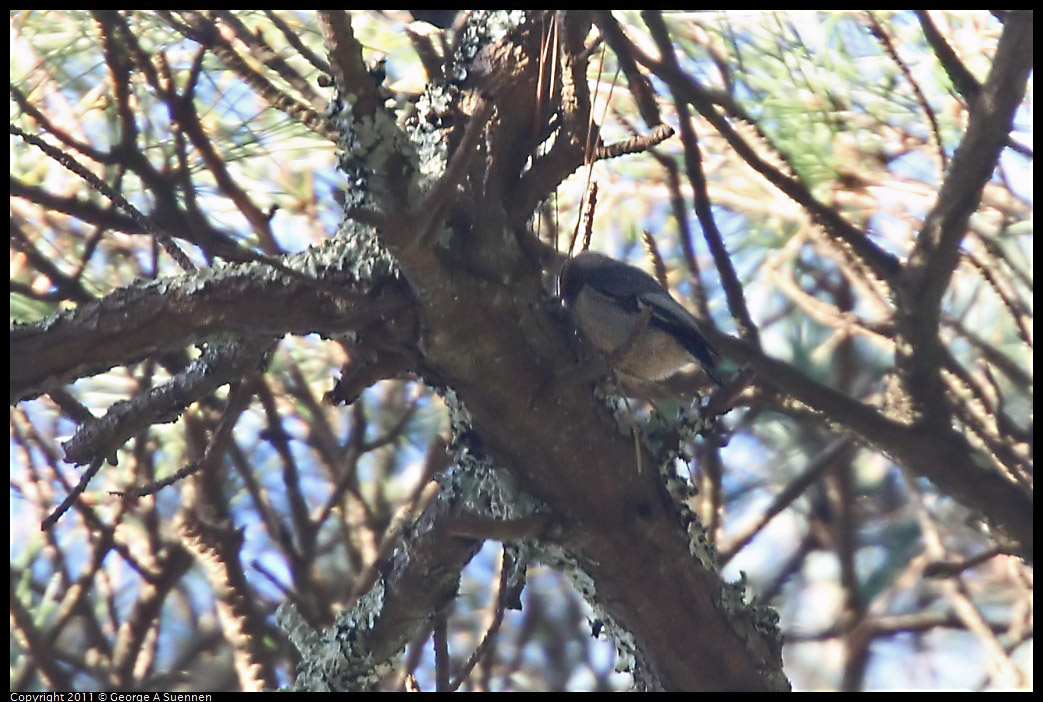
[559, 251, 724, 387]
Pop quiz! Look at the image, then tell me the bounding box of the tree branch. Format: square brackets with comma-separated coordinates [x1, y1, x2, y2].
[898, 12, 1033, 428]
[10, 256, 414, 403]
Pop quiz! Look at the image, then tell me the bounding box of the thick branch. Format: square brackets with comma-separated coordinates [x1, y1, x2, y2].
[10, 256, 413, 403]
[60, 338, 275, 466]
[719, 334, 1033, 559]
[317, 10, 383, 118]
[287, 484, 484, 690]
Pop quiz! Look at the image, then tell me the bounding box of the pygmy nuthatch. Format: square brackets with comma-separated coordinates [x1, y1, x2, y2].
[560, 251, 724, 386]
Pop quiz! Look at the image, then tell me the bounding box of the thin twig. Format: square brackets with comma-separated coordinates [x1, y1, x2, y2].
[11, 124, 197, 273]
[42, 458, 104, 531]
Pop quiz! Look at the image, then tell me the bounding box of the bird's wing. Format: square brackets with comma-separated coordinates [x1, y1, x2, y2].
[637, 291, 723, 384]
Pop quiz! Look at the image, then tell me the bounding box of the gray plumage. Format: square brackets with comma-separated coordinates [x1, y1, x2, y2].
[560, 251, 723, 386]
